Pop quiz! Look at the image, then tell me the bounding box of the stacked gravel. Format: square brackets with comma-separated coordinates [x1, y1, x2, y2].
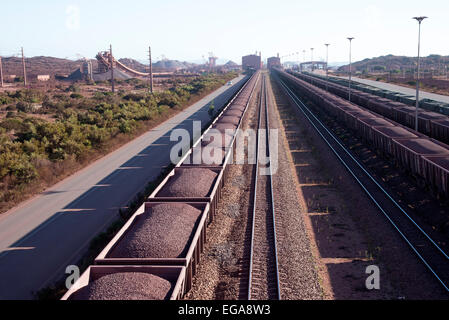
[375, 126, 418, 138]
[217, 116, 240, 125]
[233, 98, 248, 105]
[109, 203, 202, 258]
[201, 147, 226, 165]
[360, 118, 394, 127]
[202, 132, 233, 148]
[183, 148, 225, 165]
[229, 104, 246, 112]
[213, 123, 237, 133]
[224, 110, 243, 117]
[71, 272, 172, 300]
[157, 168, 218, 197]
[397, 138, 449, 155]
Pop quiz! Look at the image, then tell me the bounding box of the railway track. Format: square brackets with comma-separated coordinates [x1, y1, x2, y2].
[276, 74, 449, 294]
[247, 74, 281, 300]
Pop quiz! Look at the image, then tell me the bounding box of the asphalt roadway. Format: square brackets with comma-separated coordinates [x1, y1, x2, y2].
[336, 75, 449, 104]
[0, 74, 247, 299]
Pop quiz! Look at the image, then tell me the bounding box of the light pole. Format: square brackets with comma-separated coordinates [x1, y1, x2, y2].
[347, 37, 354, 102]
[302, 50, 306, 72]
[413, 16, 427, 131]
[310, 48, 314, 72]
[325, 43, 330, 91]
[296, 52, 299, 71]
[110, 44, 115, 93]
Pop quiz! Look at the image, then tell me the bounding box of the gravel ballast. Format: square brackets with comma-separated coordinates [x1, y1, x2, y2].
[109, 203, 202, 258]
[71, 272, 172, 300]
[158, 168, 218, 198]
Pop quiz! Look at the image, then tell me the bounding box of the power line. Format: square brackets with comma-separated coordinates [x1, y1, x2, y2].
[110, 44, 115, 93]
[22, 47, 27, 87]
[148, 46, 153, 93]
[0, 56, 3, 88]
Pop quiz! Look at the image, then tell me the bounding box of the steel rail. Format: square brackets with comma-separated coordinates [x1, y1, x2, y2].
[280, 73, 449, 260]
[277, 75, 449, 292]
[248, 74, 281, 299]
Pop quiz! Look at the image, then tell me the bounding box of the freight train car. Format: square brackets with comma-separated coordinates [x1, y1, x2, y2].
[275, 69, 449, 197]
[288, 71, 449, 145]
[62, 71, 261, 300]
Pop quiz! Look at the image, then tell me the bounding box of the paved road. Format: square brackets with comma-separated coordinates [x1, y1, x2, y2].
[336, 76, 449, 104]
[0, 75, 247, 299]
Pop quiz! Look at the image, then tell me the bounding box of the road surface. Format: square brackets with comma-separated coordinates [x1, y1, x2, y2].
[0, 74, 247, 299]
[336, 75, 449, 104]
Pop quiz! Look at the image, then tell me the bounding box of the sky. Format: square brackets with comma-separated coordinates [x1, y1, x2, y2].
[1, 0, 448, 65]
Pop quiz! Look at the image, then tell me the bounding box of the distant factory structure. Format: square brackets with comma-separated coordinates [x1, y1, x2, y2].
[242, 53, 262, 71]
[36, 75, 50, 81]
[81, 60, 93, 81]
[267, 54, 281, 69]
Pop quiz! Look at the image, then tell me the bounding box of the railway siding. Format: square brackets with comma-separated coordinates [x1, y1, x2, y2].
[274, 71, 449, 298]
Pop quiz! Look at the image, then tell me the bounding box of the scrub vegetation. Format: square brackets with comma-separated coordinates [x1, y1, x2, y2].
[0, 71, 238, 213]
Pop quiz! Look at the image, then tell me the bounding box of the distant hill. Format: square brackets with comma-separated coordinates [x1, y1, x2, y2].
[0, 55, 201, 80]
[153, 60, 196, 71]
[338, 54, 449, 73]
[225, 60, 238, 66]
[119, 59, 197, 72]
[1, 56, 81, 78]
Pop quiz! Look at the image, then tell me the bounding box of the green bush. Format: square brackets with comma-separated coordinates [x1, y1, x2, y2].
[16, 102, 33, 113]
[0, 71, 237, 195]
[70, 93, 83, 99]
[66, 84, 80, 93]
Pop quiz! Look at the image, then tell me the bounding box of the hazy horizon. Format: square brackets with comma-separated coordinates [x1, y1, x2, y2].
[1, 0, 447, 64]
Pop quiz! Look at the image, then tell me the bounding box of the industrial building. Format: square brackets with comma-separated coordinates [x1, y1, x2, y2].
[267, 54, 281, 69]
[36, 75, 50, 81]
[242, 54, 261, 71]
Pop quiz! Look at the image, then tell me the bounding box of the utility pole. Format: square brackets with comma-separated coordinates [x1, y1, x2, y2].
[22, 47, 27, 87]
[325, 43, 330, 91]
[296, 52, 299, 71]
[347, 37, 354, 102]
[149, 46, 153, 93]
[413, 16, 427, 131]
[310, 48, 314, 72]
[302, 50, 306, 72]
[109, 44, 115, 93]
[0, 56, 4, 88]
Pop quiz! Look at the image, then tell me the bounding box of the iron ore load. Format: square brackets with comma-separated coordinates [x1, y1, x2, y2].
[62, 71, 260, 300]
[275, 68, 449, 198]
[288, 70, 449, 145]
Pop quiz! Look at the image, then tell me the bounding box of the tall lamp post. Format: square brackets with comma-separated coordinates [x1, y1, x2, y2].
[325, 43, 330, 91]
[296, 52, 300, 71]
[310, 48, 314, 72]
[413, 16, 427, 131]
[347, 37, 354, 102]
[302, 50, 306, 72]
